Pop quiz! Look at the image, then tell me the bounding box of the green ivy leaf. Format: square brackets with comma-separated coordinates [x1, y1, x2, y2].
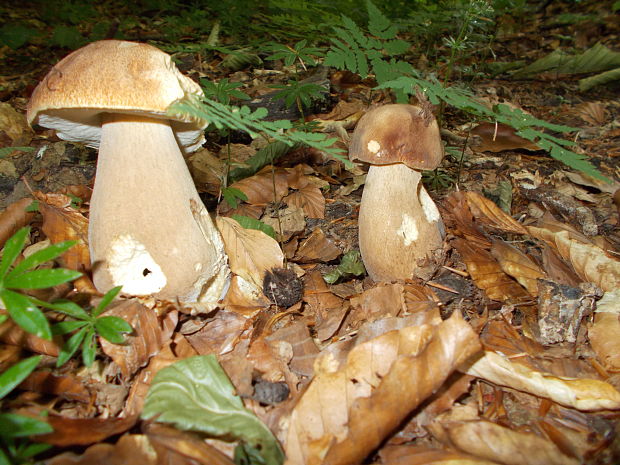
[142, 355, 284, 465]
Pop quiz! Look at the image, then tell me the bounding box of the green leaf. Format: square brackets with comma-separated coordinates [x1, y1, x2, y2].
[52, 320, 88, 335]
[57, 326, 88, 367]
[1, 290, 51, 340]
[81, 328, 97, 367]
[323, 250, 366, 284]
[95, 316, 132, 344]
[0, 356, 41, 400]
[43, 299, 90, 320]
[232, 216, 277, 240]
[9, 240, 77, 277]
[142, 355, 284, 465]
[222, 187, 248, 209]
[92, 286, 122, 317]
[4, 268, 82, 290]
[0, 25, 39, 49]
[0, 413, 53, 437]
[0, 227, 29, 279]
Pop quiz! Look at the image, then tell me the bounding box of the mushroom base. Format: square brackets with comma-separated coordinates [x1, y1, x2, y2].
[358, 163, 445, 282]
[89, 115, 229, 305]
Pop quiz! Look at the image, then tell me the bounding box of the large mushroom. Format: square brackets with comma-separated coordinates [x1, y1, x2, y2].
[349, 104, 445, 282]
[27, 40, 229, 305]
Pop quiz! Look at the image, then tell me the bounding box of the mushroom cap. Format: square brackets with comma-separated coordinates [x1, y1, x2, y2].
[349, 104, 443, 171]
[27, 40, 206, 152]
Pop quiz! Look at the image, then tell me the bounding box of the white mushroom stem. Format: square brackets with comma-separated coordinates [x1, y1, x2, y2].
[358, 163, 445, 282]
[89, 114, 228, 304]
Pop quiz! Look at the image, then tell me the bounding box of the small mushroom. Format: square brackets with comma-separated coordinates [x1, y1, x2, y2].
[27, 40, 229, 305]
[349, 104, 445, 282]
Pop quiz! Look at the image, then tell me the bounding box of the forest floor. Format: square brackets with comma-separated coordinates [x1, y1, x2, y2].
[1, 1, 620, 464]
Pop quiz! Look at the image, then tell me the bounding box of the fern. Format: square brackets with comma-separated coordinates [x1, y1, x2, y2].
[380, 76, 607, 181]
[170, 97, 351, 168]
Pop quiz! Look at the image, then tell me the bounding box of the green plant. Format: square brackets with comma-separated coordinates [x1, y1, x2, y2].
[170, 97, 350, 168]
[49, 286, 132, 367]
[423, 168, 455, 191]
[0, 356, 53, 465]
[201, 78, 250, 105]
[265, 39, 324, 72]
[0, 228, 81, 340]
[323, 250, 366, 284]
[270, 80, 325, 117]
[0, 147, 34, 159]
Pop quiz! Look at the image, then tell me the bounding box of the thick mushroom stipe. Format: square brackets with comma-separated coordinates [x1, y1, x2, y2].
[90, 115, 228, 302]
[358, 164, 445, 281]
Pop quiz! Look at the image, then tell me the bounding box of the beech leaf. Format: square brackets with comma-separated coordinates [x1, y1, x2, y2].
[142, 355, 284, 465]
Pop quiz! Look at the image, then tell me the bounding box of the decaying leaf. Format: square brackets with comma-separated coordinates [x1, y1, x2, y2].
[45, 434, 157, 465]
[36, 414, 139, 446]
[462, 351, 620, 411]
[294, 227, 341, 263]
[0, 319, 61, 356]
[471, 122, 540, 152]
[99, 300, 177, 378]
[229, 167, 289, 205]
[528, 228, 620, 292]
[261, 204, 306, 241]
[216, 216, 284, 288]
[439, 420, 579, 465]
[490, 238, 546, 296]
[464, 191, 528, 235]
[284, 311, 481, 465]
[588, 291, 620, 372]
[379, 445, 500, 465]
[285, 184, 325, 219]
[0, 197, 35, 248]
[452, 238, 531, 303]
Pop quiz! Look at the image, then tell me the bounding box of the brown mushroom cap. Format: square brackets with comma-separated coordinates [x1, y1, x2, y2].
[26, 40, 206, 151]
[348, 104, 443, 171]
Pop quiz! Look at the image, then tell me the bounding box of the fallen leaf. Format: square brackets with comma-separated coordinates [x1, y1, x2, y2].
[99, 300, 177, 378]
[229, 166, 289, 205]
[490, 238, 546, 296]
[0, 319, 61, 356]
[20, 371, 91, 403]
[260, 204, 306, 241]
[441, 420, 579, 465]
[0, 102, 33, 145]
[464, 191, 528, 235]
[44, 434, 157, 465]
[35, 414, 139, 446]
[284, 311, 481, 465]
[0, 197, 35, 248]
[471, 122, 540, 152]
[462, 351, 620, 411]
[216, 216, 284, 288]
[285, 184, 325, 219]
[294, 228, 341, 263]
[379, 445, 500, 465]
[588, 291, 620, 372]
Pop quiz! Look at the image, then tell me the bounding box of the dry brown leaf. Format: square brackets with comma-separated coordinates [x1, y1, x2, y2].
[216, 216, 284, 288]
[294, 228, 341, 263]
[146, 423, 236, 465]
[588, 291, 620, 372]
[266, 320, 320, 378]
[379, 445, 501, 465]
[34, 191, 90, 273]
[452, 238, 531, 304]
[20, 371, 90, 403]
[188, 148, 225, 196]
[441, 192, 491, 248]
[0, 197, 35, 248]
[283, 311, 481, 465]
[490, 238, 546, 296]
[471, 122, 540, 153]
[229, 167, 289, 205]
[573, 102, 607, 126]
[541, 245, 581, 287]
[464, 191, 528, 235]
[45, 434, 157, 465]
[221, 275, 271, 314]
[36, 414, 139, 446]
[285, 185, 325, 219]
[99, 300, 177, 378]
[442, 420, 579, 465]
[462, 350, 620, 411]
[0, 319, 61, 356]
[0, 102, 33, 145]
[261, 205, 306, 242]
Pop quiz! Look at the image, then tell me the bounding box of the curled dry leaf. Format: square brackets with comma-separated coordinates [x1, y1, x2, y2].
[441, 192, 491, 249]
[285, 184, 326, 219]
[45, 434, 157, 465]
[464, 191, 528, 235]
[229, 167, 289, 205]
[452, 238, 531, 304]
[36, 414, 139, 447]
[216, 216, 284, 288]
[0, 319, 61, 356]
[471, 122, 540, 153]
[441, 420, 579, 465]
[99, 300, 177, 378]
[588, 291, 620, 372]
[462, 351, 620, 411]
[221, 275, 271, 314]
[283, 311, 481, 465]
[0, 197, 35, 248]
[294, 228, 341, 263]
[379, 445, 500, 465]
[490, 238, 546, 296]
[20, 371, 90, 403]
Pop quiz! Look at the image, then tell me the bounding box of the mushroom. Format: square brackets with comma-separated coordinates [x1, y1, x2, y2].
[349, 104, 445, 282]
[27, 40, 229, 305]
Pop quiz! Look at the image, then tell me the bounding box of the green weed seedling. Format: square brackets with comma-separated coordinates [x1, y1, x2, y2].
[0, 356, 53, 465]
[49, 286, 132, 367]
[0, 227, 81, 340]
